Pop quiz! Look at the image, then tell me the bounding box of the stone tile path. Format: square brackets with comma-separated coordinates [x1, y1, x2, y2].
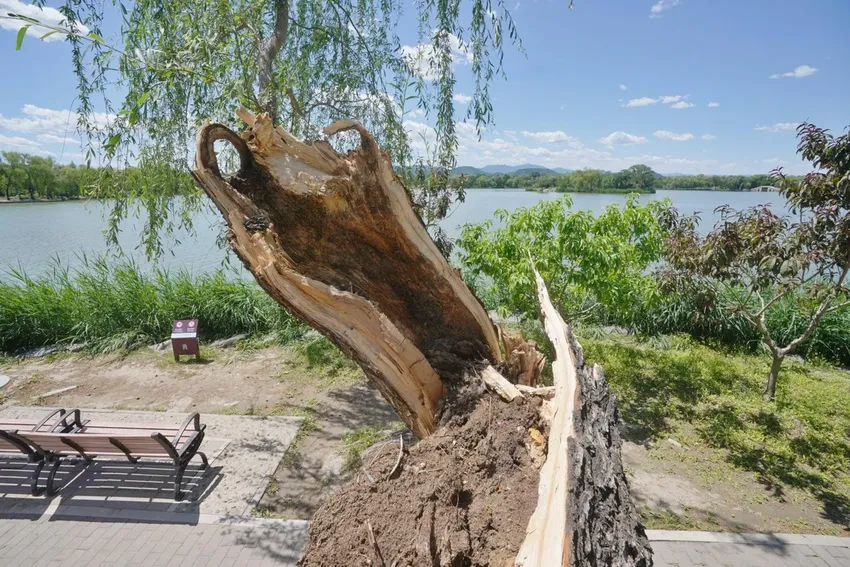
[0, 516, 309, 567]
[650, 530, 850, 566]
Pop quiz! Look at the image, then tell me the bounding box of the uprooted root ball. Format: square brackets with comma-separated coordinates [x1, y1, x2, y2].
[299, 393, 546, 567]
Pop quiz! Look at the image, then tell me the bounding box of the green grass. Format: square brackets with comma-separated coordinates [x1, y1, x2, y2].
[0, 256, 309, 354]
[275, 400, 319, 467]
[582, 333, 850, 528]
[341, 422, 406, 472]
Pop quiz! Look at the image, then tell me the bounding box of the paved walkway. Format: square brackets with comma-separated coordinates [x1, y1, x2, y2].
[0, 515, 309, 567]
[1, 514, 849, 566]
[650, 531, 850, 566]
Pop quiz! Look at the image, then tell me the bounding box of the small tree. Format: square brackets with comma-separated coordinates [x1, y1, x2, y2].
[663, 123, 850, 400]
[457, 194, 670, 323]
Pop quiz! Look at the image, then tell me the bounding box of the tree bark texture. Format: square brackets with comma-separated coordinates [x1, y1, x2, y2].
[515, 270, 652, 567]
[192, 111, 501, 438]
[764, 352, 784, 401]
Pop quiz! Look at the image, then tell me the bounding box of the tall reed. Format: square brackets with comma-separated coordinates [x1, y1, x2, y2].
[0, 256, 307, 354]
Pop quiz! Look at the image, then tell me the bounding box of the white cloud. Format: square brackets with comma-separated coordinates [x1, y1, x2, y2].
[659, 95, 683, 104]
[754, 122, 799, 132]
[619, 84, 628, 91]
[0, 0, 89, 41]
[520, 130, 580, 146]
[654, 130, 694, 141]
[400, 33, 473, 81]
[626, 94, 692, 109]
[770, 65, 818, 80]
[452, 93, 472, 104]
[0, 133, 44, 152]
[626, 97, 658, 108]
[707, 102, 720, 108]
[599, 131, 648, 146]
[36, 133, 77, 144]
[701, 134, 716, 141]
[650, 0, 679, 18]
[0, 104, 112, 135]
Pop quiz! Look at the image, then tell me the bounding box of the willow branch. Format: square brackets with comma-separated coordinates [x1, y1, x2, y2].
[258, 0, 290, 119]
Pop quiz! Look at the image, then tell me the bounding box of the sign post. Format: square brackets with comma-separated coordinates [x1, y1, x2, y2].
[171, 319, 200, 362]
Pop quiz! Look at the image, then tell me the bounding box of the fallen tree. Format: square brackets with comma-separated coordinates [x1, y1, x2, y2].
[192, 113, 652, 566]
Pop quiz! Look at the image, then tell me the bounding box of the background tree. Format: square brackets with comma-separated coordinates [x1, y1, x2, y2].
[458, 195, 670, 323]
[23, 156, 56, 200]
[0, 152, 26, 200]
[662, 123, 850, 400]
[625, 164, 656, 190]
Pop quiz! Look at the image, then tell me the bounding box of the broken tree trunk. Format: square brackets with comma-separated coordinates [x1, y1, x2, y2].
[193, 114, 650, 566]
[192, 111, 501, 438]
[515, 269, 652, 567]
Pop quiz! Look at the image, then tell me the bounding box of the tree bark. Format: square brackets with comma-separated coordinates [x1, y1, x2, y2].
[192, 111, 501, 438]
[516, 270, 652, 567]
[764, 351, 784, 401]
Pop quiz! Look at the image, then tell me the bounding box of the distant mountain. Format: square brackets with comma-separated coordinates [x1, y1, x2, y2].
[453, 166, 486, 176]
[511, 167, 557, 176]
[455, 164, 573, 175]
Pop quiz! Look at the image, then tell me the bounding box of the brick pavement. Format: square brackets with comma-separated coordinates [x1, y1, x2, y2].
[650, 531, 850, 567]
[0, 516, 309, 567]
[1, 516, 850, 566]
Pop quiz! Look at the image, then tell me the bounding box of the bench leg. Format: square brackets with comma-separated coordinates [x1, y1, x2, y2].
[196, 452, 209, 470]
[173, 462, 188, 501]
[30, 460, 46, 496]
[45, 459, 63, 497]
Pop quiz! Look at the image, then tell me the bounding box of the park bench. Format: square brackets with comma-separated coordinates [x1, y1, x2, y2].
[10, 412, 208, 500]
[0, 408, 87, 495]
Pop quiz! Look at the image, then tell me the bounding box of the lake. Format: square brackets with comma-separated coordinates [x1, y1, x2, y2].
[0, 190, 790, 281]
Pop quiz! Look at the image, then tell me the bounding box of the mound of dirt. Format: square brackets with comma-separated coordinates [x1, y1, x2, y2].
[299, 385, 546, 567]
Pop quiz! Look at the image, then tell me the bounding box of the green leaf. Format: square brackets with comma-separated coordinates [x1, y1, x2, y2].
[15, 26, 29, 51]
[39, 30, 58, 41]
[137, 91, 151, 106]
[88, 32, 105, 44]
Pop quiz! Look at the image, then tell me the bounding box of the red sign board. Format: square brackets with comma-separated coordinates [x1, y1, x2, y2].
[171, 319, 200, 361]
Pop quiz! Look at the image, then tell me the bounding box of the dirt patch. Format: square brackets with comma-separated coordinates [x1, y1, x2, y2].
[0, 346, 353, 415]
[300, 391, 544, 567]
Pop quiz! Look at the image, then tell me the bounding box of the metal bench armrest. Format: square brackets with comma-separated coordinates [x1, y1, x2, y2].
[33, 408, 66, 431]
[52, 409, 87, 433]
[172, 413, 203, 446]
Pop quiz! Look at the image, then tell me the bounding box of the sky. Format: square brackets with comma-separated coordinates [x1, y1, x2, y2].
[0, 0, 848, 175]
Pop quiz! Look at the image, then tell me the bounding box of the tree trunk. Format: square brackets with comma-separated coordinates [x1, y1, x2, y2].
[192, 111, 502, 438]
[193, 113, 650, 565]
[764, 351, 784, 401]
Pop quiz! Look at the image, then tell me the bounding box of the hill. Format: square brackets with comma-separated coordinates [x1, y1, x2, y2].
[453, 166, 486, 175]
[511, 167, 557, 176]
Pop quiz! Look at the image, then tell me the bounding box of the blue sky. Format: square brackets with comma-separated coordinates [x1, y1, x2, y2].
[1, 0, 848, 174]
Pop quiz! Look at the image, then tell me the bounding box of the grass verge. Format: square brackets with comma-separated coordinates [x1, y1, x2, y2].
[581, 333, 850, 531]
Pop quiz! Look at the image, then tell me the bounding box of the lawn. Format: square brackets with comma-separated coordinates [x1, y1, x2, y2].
[580, 333, 850, 533]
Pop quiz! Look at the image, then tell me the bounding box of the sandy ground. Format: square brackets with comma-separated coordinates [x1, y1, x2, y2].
[1, 344, 848, 534]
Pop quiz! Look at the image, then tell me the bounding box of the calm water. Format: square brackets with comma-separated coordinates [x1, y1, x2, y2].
[0, 190, 789, 281]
